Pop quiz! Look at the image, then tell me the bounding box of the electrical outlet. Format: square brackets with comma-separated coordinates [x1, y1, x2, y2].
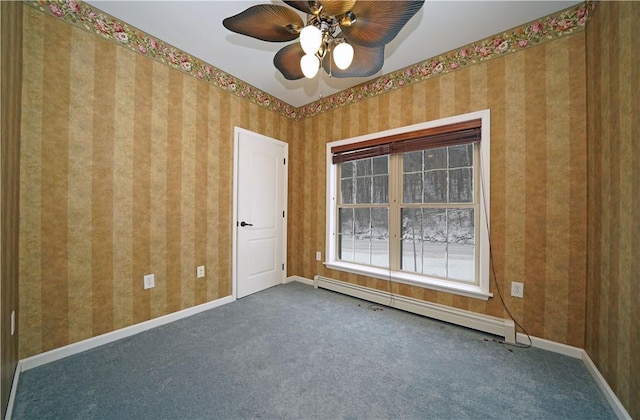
[315, 251, 322, 261]
[197, 265, 205, 278]
[511, 281, 524, 298]
[144, 274, 155, 290]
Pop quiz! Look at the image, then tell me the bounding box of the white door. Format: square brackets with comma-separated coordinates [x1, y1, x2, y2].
[234, 128, 288, 299]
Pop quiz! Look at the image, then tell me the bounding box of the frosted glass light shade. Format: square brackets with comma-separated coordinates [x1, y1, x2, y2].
[300, 54, 320, 78]
[299, 25, 322, 55]
[333, 42, 354, 70]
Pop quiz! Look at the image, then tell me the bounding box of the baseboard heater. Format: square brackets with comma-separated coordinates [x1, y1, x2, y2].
[313, 275, 516, 344]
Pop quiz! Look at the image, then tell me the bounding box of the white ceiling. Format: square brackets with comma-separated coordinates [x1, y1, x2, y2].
[85, 0, 581, 107]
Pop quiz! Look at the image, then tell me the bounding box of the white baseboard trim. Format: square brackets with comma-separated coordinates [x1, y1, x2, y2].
[516, 333, 630, 419]
[516, 332, 584, 359]
[313, 275, 516, 343]
[285, 275, 314, 287]
[19, 294, 235, 372]
[582, 351, 631, 420]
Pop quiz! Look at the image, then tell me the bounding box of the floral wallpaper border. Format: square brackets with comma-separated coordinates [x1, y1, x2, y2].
[300, 1, 595, 119]
[28, 0, 594, 121]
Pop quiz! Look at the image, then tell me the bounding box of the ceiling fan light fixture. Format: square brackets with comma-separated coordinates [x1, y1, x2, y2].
[339, 11, 357, 27]
[299, 25, 322, 55]
[300, 54, 320, 78]
[333, 41, 354, 70]
[224, 0, 425, 80]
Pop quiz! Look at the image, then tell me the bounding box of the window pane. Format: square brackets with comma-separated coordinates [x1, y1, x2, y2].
[356, 159, 372, 176]
[355, 177, 372, 204]
[402, 238, 424, 273]
[402, 209, 447, 277]
[424, 148, 447, 170]
[448, 168, 473, 203]
[447, 243, 474, 282]
[403, 151, 422, 173]
[354, 208, 371, 265]
[424, 170, 447, 203]
[447, 208, 474, 245]
[338, 208, 354, 235]
[339, 235, 354, 261]
[423, 209, 447, 276]
[422, 242, 447, 278]
[449, 144, 473, 168]
[371, 208, 389, 268]
[341, 178, 354, 204]
[371, 208, 389, 240]
[403, 173, 422, 203]
[354, 208, 371, 237]
[372, 175, 388, 204]
[353, 240, 371, 264]
[341, 161, 354, 179]
[423, 208, 447, 242]
[373, 156, 388, 175]
[447, 209, 475, 282]
[401, 208, 423, 273]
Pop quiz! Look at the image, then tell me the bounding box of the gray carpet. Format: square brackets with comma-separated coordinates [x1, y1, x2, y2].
[13, 281, 615, 419]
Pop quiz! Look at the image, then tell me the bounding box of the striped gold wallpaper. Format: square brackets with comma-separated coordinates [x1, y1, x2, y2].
[20, 0, 590, 356]
[585, 2, 639, 418]
[288, 32, 588, 348]
[16, 1, 639, 416]
[19, 6, 295, 358]
[1, 2, 23, 416]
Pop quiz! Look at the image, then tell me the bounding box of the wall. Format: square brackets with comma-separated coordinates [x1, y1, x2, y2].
[19, 6, 295, 359]
[16, 1, 638, 415]
[585, 2, 639, 418]
[289, 32, 588, 348]
[0, 2, 23, 417]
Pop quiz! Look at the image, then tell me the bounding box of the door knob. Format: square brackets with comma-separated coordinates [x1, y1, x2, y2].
[240, 221, 253, 227]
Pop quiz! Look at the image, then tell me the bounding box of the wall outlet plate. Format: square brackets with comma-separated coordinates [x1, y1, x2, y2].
[144, 274, 155, 290]
[511, 281, 524, 298]
[315, 251, 322, 261]
[197, 265, 205, 278]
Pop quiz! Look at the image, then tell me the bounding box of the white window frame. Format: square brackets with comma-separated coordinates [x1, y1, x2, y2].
[325, 110, 492, 300]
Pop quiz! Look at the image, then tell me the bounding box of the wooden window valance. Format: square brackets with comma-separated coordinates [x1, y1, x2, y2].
[331, 119, 482, 164]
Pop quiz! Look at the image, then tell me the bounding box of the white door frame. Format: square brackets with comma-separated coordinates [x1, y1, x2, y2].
[232, 127, 288, 299]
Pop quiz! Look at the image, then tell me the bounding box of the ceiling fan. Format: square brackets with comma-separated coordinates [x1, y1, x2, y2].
[223, 1, 425, 80]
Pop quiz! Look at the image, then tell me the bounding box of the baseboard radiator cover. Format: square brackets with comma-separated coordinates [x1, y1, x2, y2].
[313, 275, 516, 343]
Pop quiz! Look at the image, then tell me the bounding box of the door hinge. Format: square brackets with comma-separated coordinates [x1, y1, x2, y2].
[283, 158, 286, 165]
[283, 211, 285, 218]
[282, 263, 285, 270]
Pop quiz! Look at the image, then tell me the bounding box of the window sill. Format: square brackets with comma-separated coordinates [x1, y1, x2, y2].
[324, 261, 493, 301]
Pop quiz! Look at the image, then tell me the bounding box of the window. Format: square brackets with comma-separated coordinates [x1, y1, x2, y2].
[326, 111, 491, 300]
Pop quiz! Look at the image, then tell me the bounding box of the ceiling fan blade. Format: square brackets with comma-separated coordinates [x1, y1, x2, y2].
[322, 44, 384, 78]
[223, 5, 304, 42]
[274, 43, 306, 80]
[283, 1, 314, 14]
[319, 0, 357, 16]
[340, 0, 424, 47]
[284, 1, 356, 17]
